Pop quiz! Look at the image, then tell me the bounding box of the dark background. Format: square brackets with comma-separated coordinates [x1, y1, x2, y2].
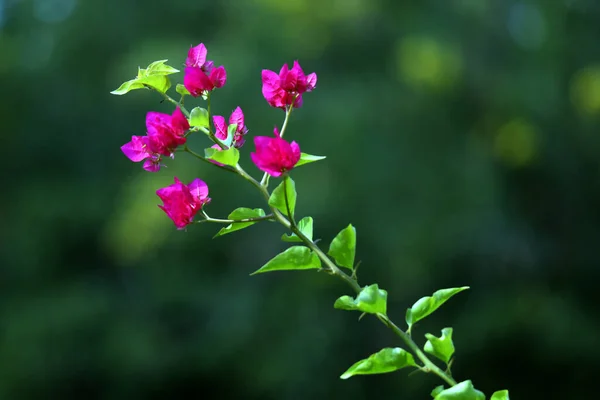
[2, 0, 599, 398]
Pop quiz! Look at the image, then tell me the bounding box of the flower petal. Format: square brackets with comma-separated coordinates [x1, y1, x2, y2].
[121, 136, 150, 162]
[186, 43, 207, 68]
[209, 66, 227, 88]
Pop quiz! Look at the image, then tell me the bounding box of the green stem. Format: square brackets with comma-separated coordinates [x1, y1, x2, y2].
[274, 179, 456, 386]
[200, 213, 275, 224]
[157, 91, 190, 117]
[260, 103, 294, 187]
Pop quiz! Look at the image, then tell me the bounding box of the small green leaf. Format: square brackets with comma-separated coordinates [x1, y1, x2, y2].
[295, 152, 326, 167]
[214, 208, 266, 237]
[406, 287, 469, 327]
[189, 107, 209, 128]
[145, 60, 180, 76]
[269, 177, 296, 218]
[490, 390, 510, 400]
[282, 216, 313, 242]
[334, 284, 387, 315]
[251, 246, 321, 275]
[431, 386, 445, 398]
[328, 224, 356, 270]
[340, 348, 416, 379]
[204, 147, 239, 167]
[424, 328, 455, 364]
[111, 79, 145, 95]
[176, 84, 191, 96]
[138, 75, 171, 94]
[434, 380, 485, 400]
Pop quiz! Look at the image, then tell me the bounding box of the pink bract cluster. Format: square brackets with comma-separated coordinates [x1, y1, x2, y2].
[157, 177, 211, 229]
[184, 43, 227, 96]
[251, 127, 301, 178]
[119, 42, 317, 228]
[261, 61, 317, 109]
[121, 107, 189, 172]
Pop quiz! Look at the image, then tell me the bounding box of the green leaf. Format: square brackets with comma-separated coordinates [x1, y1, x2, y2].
[295, 152, 326, 167]
[434, 380, 485, 400]
[214, 208, 266, 238]
[145, 60, 180, 76]
[251, 246, 321, 275]
[138, 75, 171, 94]
[281, 216, 313, 242]
[490, 390, 510, 400]
[176, 84, 191, 96]
[189, 107, 209, 128]
[204, 147, 239, 167]
[111, 79, 145, 95]
[269, 177, 296, 218]
[424, 328, 455, 364]
[328, 224, 356, 270]
[431, 386, 445, 398]
[110, 75, 172, 95]
[406, 287, 469, 327]
[340, 348, 416, 379]
[334, 284, 387, 315]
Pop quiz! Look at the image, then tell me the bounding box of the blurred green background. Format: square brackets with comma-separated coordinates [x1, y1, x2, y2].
[2, 0, 600, 398]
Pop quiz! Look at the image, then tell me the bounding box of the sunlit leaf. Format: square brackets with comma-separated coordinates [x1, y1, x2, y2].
[176, 84, 190, 96]
[431, 386, 445, 398]
[281, 216, 313, 242]
[334, 284, 387, 315]
[214, 208, 266, 237]
[406, 287, 469, 327]
[189, 107, 209, 128]
[269, 177, 296, 218]
[490, 390, 510, 400]
[295, 152, 326, 167]
[251, 246, 321, 274]
[328, 224, 356, 270]
[434, 380, 485, 400]
[145, 59, 180, 76]
[340, 348, 416, 379]
[204, 147, 239, 167]
[424, 328, 455, 364]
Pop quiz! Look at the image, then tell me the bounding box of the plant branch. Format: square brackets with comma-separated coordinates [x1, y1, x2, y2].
[156, 90, 190, 117]
[199, 214, 275, 224]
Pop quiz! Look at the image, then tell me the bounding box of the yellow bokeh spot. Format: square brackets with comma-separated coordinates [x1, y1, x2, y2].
[395, 35, 462, 90]
[494, 119, 538, 167]
[102, 174, 173, 265]
[570, 66, 600, 115]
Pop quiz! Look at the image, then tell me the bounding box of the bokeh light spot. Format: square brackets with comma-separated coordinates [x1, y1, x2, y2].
[33, 0, 77, 24]
[494, 119, 538, 167]
[395, 35, 462, 90]
[570, 66, 600, 115]
[507, 3, 546, 50]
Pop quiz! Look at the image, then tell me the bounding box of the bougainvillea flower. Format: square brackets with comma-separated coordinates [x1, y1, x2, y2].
[121, 135, 163, 172]
[183, 43, 226, 96]
[156, 177, 211, 229]
[250, 127, 301, 177]
[212, 107, 248, 148]
[145, 107, 189, 157]
[185, 43, 208, 69]
[121, 107, 189, 172]
[261, 60, 317, 109]
[184, 66, 227, 96]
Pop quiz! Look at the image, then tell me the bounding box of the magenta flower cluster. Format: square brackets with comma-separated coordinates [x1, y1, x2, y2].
[119, 43, 317, 228]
